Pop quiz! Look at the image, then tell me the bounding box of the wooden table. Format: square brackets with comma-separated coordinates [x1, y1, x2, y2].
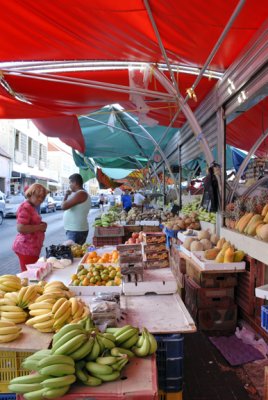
[0, 324, 53, 352]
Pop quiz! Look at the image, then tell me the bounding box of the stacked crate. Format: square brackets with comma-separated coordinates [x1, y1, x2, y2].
[142, 232, 169, 269]
[93, 226, 124, 246]
[184, 260, 238, 331]
[117, 244, 143, 282]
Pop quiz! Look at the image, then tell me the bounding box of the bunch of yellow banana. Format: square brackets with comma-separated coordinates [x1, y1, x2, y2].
[0, 320, 22, 342]
[132, 327, 158, 357]
[4, 291, 19, 304]
[16, 285, 41, 309]
[0, 275, 21, 293]
[51, 322, 89, 357]
[51, 298, 72, 331]
[25, 312, 54, 333]
[69, 297, 91, 323]
[43, 281, 73, 299]
[0, 302, 28, 324]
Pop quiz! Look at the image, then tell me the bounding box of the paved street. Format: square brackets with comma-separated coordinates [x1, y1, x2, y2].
[0, 207, 102, 275]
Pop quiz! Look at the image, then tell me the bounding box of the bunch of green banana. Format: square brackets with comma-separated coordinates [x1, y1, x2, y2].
[132, 327, 157, 357]
[22, 349, 52, 371]
[109, 325, 139, 348]
[85, 358, 125, 382]
[8, 372, 47, 397]
[8, 370, 75, 399]
[37, 354, 75, 377]
[96, 332, 116, 351]
[75, 360, 102, 386]
[51, 322, 89, 357]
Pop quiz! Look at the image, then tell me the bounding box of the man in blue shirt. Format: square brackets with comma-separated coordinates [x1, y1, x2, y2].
[121, 190, 132, 212]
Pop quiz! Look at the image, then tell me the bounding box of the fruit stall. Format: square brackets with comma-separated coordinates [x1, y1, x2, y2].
[0, 236, 196, 400]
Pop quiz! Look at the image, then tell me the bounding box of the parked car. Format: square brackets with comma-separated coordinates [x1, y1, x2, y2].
[4, 194, 25, 218]
[0, 192, 5, 224]
[40, 195, 56, 213]
[54, 195, 64, 210]
[91, 195, 100, 208]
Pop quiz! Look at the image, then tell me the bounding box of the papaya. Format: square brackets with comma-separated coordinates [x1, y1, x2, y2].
[261, 204, 268, 217]
[223, 246, 235, 263]
[215, 248, 225, 263]
[237, 212, 254, 233]
[263, 211, 268, 224]
[244, 214, 263, 235]
[216, 237, 226, 249]
[233, 250, 245, 262]
[204, 248, 220, 260]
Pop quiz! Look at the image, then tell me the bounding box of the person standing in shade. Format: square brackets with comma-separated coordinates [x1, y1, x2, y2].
[12, 183, 48, 272]
[99, 193, 105, 211]
[121, 189, 132, 212]
[133, 191, 145, 210]
[61, 173, 91, 245]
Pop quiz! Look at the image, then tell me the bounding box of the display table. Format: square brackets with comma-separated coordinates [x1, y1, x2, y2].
[0, 324, 53, 352]
[121, 293, 196, 334]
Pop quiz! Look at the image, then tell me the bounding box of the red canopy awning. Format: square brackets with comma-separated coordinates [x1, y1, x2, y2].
[0, 1, 267, 151]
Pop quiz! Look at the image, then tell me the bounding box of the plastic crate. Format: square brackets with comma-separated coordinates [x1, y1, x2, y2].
[0, 351, 33, 393]
[94, 226, 124, 237]
[155, 334, 184, 393]
[0, 395, 16, 400]
[158, 391, 182, 400]
[93, 236, 123, 247]
[261, 305, 268, 332]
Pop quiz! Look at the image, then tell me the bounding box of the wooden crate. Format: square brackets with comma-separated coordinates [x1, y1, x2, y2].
[186, 260, 238, 288]
[185, 276, 235, 309]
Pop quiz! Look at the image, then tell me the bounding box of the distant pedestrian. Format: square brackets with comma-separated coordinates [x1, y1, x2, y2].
[133, 191, 145, 210]
[99, 193, 105, 211]
[109, 192, 115, 207]
[121, 190, 132, 212]
[13, 183, 49, 272]
[61, 173, 91, 245]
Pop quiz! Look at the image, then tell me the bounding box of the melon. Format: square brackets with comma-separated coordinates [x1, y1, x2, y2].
[190, 240, 204, 252]
[197, 230, 211, 240]
[183, 237, 196, 250]
[200, 238, 212, 250]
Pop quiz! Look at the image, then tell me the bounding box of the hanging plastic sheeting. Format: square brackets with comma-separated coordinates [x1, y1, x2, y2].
[231, 147, 247, 172]
[129, 67, 158, 127]
[96, 168, 121, 190]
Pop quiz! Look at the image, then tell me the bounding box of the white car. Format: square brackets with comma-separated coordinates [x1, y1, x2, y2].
[54, 195, 64, 210]
[0, 192, 5, 224]
[4, 194, 25, 218]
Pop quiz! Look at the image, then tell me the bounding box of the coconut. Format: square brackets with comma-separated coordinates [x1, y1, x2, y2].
[197, 230, 211, 240]
[183, 237, 196, 250]
[190, 240, 204, 252]
[200, 238, 213, 250]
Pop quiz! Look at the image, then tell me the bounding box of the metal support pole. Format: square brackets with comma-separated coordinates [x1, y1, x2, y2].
[227, 128, 268, 203]
[217, 107, 226, 234]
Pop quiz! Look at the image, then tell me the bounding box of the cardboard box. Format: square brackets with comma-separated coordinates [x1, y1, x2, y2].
[186, 260, 238, 288]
